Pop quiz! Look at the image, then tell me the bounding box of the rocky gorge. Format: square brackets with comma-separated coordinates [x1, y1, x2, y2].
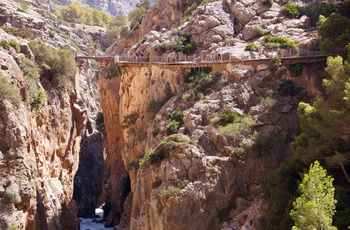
[0, 0, 341, 229]
[100, 0, 329, 229]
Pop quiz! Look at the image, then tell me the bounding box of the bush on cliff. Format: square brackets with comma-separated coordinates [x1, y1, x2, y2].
[281, 3, 300, 18]
[139, 134, 194, 168]
[0, 73, 21, 105]
[28, 40, 76, 88]
[317, 13, 350, 56]
[4, 187, 21, 204]
[263, 35, 299, 51]
[301, 2, 335, 24]
[18, 56, 46, 109]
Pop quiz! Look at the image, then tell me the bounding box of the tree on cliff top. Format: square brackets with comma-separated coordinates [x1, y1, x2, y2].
[290, 161, 337, 230]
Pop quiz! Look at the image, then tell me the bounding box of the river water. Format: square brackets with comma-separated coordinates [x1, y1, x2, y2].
[79, 208, 114, 230]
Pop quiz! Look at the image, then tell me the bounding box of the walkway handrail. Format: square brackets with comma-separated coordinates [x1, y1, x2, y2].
[76, 48, 327, 64]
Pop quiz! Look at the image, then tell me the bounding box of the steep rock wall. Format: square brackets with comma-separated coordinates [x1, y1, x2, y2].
[0, 82, 86, 229]
[0, 37, 100, 230]
[99, 60, 325, 229]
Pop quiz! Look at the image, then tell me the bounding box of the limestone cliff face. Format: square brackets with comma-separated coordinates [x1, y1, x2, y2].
[0, 71, 86, 229]
[99, 0, 330, 229]
[99, 59, 325, 229]
[0, 25, 100, 230]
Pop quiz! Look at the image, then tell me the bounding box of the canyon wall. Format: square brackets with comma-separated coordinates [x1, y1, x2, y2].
[100, 0, 328, 228]
[99, 60, 325, 229]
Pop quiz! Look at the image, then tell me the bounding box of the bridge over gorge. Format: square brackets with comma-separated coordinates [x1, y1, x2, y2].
[76, 51, 329, 73]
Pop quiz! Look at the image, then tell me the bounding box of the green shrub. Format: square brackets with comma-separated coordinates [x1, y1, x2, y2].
[8, 41, 20, 53]
[194, 72, 213, 93]
[219, 116, 254, 136]
[158, 186, 181, 198]
[0, 73, 21, 104]
[140, 134, 194, 167]
[278, 80, 303, 96]
[182, 42, 197, 55]
[28, 40, 76, 87]
[253, 25, 265, 38]
[261, 0, 273, 7]
[182, 93, 191, 101]
[166, 120, 181, 135]
[301, 2, 334, 23]
[48, 30, 55, 38]
[245, 43, 259, 51]
[219, 111, 240, 124]
[270, 55, 281, 72]
[156, 35, 196, 54]
[281, 3, 300, 18]
[170, 109, 183, 122]
[1, 26, 37, 39]
[152, 127, 162, 137]
[263, 35, 298, 51]
[29, 87, 46, 109]
[0, 40, 7, 49]
[0, 40, 20, 53]
[4, 187, 21, 204]
[317, 13, 350, 55]
[259, 97, 277, 108]
[19, 0, 29, 12]
[232, 147, 246, 157]
[18, 56, 46, 109]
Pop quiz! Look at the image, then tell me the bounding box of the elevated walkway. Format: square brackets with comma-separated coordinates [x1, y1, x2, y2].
[76, 52, 329, 73]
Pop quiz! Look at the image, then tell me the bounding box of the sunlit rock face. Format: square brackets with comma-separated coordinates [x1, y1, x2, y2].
[99, 57, 325, 229]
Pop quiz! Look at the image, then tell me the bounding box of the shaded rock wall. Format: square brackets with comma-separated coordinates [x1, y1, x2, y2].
[0, 33, 100, 230]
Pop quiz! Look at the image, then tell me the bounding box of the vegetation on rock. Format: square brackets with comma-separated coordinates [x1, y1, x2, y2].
[0, 73, 21, 105]
[128, 0, 151, 29]
[28, 41, 76, 88]
[139, 134, 195, 168]
[281, 3, 300, 18]
[263, 35, 298, 51]
[55, 2, 112, 27]
[266, 43, 350, 229]
[4, 187, 21, 204]
[245, 43, 259, 52]
[290, 161, 337, 230]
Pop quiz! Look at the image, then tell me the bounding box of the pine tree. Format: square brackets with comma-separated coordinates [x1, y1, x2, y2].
[290, 161, 337, 230]
[291, 55, 350, 184]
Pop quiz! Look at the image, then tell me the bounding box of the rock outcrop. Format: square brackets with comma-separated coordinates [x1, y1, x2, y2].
[0, 2, 103, 229]
[99, 60, 324, 229]
[100, 0, 329, 229]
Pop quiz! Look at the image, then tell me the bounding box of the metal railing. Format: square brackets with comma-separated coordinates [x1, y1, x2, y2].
[111, 48, 324, 64]
[77, 48, 326, 64]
